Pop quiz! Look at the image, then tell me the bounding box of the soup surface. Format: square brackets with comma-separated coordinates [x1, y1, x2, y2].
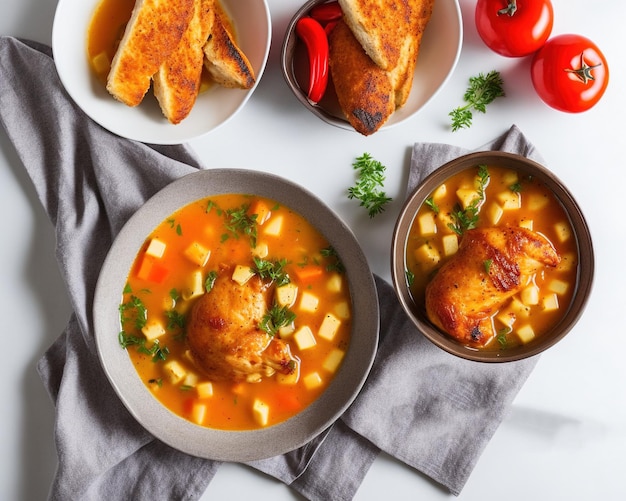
[405, 164, 578, 350]
[119, 194, 352, 430]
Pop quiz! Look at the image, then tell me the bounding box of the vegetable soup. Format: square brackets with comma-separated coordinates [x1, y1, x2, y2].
[405, 164, 578, 350]
[118, 194, 351, 430]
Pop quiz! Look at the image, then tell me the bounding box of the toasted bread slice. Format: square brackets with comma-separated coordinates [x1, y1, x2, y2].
[203, 3, 255, 89]
[337, 0, 412, 71]
[107, 0, 195, 107]
[329, 19, 395, 136]
[390, 0, 435, 108]
[153, 0, 213, 124]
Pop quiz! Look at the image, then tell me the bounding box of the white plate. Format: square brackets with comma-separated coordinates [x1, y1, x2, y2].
[281, 0, 463, 132]
[52, 0, 271, 144]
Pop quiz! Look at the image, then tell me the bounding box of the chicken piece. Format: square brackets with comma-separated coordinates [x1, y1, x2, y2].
[106, 0, 195, 107]
[186, 268, 296, 382]
[328, 19, 395, 136]
[425, 226, 560, 347]
[153, 0, 213, 124]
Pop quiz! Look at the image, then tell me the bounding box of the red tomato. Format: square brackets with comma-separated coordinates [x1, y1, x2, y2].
[475, 0, 554, 57]
[531, 34, 609, 113]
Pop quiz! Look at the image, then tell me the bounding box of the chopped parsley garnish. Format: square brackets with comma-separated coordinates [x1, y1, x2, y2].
[165, 310, 185, 330]
[405, 268, 415, 287]
[320, 246, 345, 273]
[448, 165, 490, 235]
[118, 332, 170, 362]
[260, 303, 296, 337]
[222, 204, 258, 247]
[254, 257, 291, 286]
[119, 295, 147, 330]
[425, 197, 440, 215]
[204, 270, 218, 292]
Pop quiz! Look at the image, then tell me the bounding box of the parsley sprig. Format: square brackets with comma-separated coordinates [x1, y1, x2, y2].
[449, 70, 505, 131]
[222, 204, 258, 247]
[348, 153, 392, 218]
[253, 257, 291, 286]
[260, 303, 296, 337]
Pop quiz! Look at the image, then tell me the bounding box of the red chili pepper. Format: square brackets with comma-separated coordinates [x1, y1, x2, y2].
[295, 16, 329, 104]
[310, 1, 343, 25]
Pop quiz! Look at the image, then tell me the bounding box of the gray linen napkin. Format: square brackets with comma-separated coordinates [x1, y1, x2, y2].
[1, 36, 539, 500]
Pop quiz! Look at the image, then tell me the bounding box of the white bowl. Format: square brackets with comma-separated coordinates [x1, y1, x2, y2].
[52, 0, 271, 144]
[281, 0, 462, 132]
[93, 168, 379, 461]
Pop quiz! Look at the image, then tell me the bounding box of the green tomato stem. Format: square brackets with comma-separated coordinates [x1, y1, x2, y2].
[497, 0, 518, 17]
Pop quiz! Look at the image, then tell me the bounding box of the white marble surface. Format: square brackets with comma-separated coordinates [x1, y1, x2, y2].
[1, 1, 625, 499]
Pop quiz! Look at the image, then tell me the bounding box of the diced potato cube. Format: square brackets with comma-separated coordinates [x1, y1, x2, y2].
[442, 234, 459, 257]
[141, 319, 165, 342]
[91, 51, 110, 74]
[191, 402, 207, 425]
[145, 238, 166, 258]
[487, 203, 504, 225]
[496, 190, 521, 209]
[276, 283, 298, 307]
[252, 399, 270, 426]
[278, 323, 296, 337]
[554, 221, 572, 243]
[163, 361, 186, 384]
[432, 183, 447, 199]
[528, 193, 549, 210]
[183, 372, 198, 387]
[322, 348, 345, 373]
[436, 211, 455, 232]
[182, 270, 204, 300]
[299, 291, 319, 312]
[252, 242, 269, 258]
[318, 313, 341, 341]
[496, 310, 516, 329]
[556, 252, 576, 272]
[548, 279, 569, 295]
[521, 285, 540, 306]
[516, 324, 536, 344]
[509, 297, 531, 318]
[456, 188, 480, 209]
[334, 301, 351, 319]
[414, 243, 440, 269]
[519, 218, 533, 230]
[249, 200, 272, 225]
[277, 361, 300, 385]
[294, 326, 317, 350]
[184, 242, 210, 267]
[502, 170, 519, 186]
[303, 372, 323, 390]
[196, 381, 214, 398]
[263, 215, 284, 236]
[326, 273, 343, 293]
[418, 212, 437, 235]
[542, 293, 560, 311]
[231, 265, 255, 285]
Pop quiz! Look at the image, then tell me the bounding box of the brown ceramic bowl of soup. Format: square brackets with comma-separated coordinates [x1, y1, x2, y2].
[94, 169, 379, 460]
[391, 151, 594, 362]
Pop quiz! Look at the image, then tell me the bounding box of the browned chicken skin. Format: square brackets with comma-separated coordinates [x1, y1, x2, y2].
[425, 226, 561, 347]
[186, 268, 297, 382]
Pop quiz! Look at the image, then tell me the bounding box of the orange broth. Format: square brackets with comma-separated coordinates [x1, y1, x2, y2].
[406, 164, 578, 350]
[119, 194, 352, 430]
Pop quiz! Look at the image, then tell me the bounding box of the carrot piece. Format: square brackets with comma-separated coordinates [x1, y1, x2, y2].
[248, 199, 272, 225]
[294, 264, 324, 283]
[276, 392, 303, 413]
[136, 255, 169, 283]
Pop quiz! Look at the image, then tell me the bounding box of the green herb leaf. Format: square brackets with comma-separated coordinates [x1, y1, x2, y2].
[223, 204, 258, 247]
[348, 153, 392, 218]
[254, 257, 291, 286]
[483, 259, 492, 274]
[119, 295, 148, 330]
[448, 165, 490, 235]
[425, 197, 440, 215]
[204, 270, 218, 292]
[165, 310, 185, 330]
[405, 268, 415, 287]
[260, 303, 297, 337]
[449, 70, 505, 131]
[320, 246, 346, 273]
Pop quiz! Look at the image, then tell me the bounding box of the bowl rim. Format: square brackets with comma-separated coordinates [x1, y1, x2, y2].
[391, 151, 595, 363]
[93, 168, 380, 460]
[280, 0, 463, 132]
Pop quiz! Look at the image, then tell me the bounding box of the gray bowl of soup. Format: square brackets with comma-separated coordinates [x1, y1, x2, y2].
[391, 151, 594, 362]
[94, 168, 379, 460]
